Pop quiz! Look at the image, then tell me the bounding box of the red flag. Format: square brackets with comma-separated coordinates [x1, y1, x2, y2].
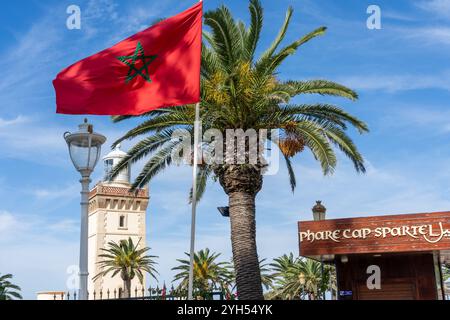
[54, 2, 202, 115]
[162, 283, 167, 300]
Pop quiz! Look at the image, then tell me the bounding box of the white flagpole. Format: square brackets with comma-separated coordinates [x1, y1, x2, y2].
[188, 101, 200, 300]
[188, 0, 203, 301]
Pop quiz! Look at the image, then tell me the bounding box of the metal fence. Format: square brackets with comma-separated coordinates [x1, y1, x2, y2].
[54, 287, 226, 300]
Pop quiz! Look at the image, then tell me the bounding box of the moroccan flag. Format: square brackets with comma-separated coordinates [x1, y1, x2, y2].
[161, 283, 167, 300]
[54, 2, 202, 115]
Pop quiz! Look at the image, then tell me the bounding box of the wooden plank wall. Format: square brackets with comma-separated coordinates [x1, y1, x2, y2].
[336, 253, 437, 300]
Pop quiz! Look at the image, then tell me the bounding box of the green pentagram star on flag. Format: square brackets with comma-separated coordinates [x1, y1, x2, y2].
[117, 42, 157, 84]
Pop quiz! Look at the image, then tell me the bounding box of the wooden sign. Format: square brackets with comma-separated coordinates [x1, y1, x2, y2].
[298, 211, 450, 256]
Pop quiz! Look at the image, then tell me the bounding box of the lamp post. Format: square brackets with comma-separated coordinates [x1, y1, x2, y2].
[217, 206, 230, 217]
[312, 200, 326, 222]
[312, 200, 327, 300]
[64, 119, 106, 300]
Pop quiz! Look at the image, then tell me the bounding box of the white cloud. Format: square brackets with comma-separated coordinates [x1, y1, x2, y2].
[0, 115, 67, 164]
[0, 211, 79, 240]
[0, 115, 123, 167]
[336, 71, 450, 92]
[383, 10, 417, 22]
[0, 211, 22, 235]
[85, 0, 119, 21]
[47, 219, 79, 233]
[416, 0, 450, 19]
[0, 16, 61, 98]
[0, 116, 29, 127]
[0, 210, 79, 299]
[380, 104, 450, 134]
[32, 184, 79, 200]
[410, 27, 450, 45]
[0, 241, 78, 300]
[80, 0, 167, 42]
[81, 0, 120, 38]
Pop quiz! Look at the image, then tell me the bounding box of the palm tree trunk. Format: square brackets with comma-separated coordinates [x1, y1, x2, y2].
[229, 190, 263, 300]
[123, 279, 131, 298]
[216, 163, 264, 300]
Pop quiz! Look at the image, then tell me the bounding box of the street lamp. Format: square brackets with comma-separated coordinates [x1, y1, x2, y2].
[64, 119, 106, 300]
[311, 200, 327, 300]
[312, 200, 326, 221]
[217, 206, 230, 217]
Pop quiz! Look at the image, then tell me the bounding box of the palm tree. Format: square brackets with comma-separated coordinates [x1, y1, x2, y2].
[0, 274, 22, 300]
[93, 237, 158, 298]
[269, 254, 335, 300]
[269, 253, 302, 300]
[109, 0, 367, 299]
[259, 259, 276, 291]
[270, 253, 298, 277]
[265, 253, 298, 299]
[297, 259, 326, 300]
[172, 248, 233, 299]
[278, 258, 329, 300]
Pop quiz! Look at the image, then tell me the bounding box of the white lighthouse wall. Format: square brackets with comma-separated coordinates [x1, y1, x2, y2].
[87, 197, 147, 299]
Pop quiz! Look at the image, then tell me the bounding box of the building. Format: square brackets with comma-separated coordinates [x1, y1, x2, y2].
[87, 145, 149, 298]
[36, 291, 66, 300]
[299, 209, 450, 300]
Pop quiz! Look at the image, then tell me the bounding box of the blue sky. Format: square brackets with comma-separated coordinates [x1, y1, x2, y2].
[1, 0, 450, 299]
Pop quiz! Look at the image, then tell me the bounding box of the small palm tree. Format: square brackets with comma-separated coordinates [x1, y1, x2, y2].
[270, 253, 297, 277]
[93, 237, 158, 298]
[269, 254, 334, 300]
[172, 249, 233, 299]
[0, 274, 22, 300]
[110, 0, 368, 299]
[269, 253, 303, 300]
[265, 254, 298, 299]
[282, 258, 326, 300]
[259, 259, 276, 290]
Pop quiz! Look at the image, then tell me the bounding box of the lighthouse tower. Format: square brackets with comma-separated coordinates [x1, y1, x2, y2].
[87, 145, 149, 298]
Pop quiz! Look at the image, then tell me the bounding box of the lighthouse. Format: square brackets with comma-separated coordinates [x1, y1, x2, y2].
[87, 144, 149, 298]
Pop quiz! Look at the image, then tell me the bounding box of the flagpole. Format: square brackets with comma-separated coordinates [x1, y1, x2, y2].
[188, 101, 200, 300]
[188, 0, 203, 302]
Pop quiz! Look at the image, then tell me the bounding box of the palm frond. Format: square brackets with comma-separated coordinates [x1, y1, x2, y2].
[259, 5, 293, 61]
[111, 109, 172, 123]
[204, 5, 243, 71]
[281, 103, 368, 133]
[108, 129, 176, 182]
[257, 26, 327, 74]
[324, 127, 366, 173]
[282, 151, 296, 192]
[244, 0, 263, 60]
[111, 109, 193, 147]
[130, 140, 181, 190]
[282, 80, 358, 100]
[295, 122, 337, 175]
[189, 165, 213, 203]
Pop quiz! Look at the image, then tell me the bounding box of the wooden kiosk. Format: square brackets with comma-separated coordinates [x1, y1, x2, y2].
[298, 211, 450, 300]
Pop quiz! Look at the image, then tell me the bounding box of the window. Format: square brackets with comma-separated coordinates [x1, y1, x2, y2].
[104, 159, 113, 180]
[119, 215, 126, 228]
